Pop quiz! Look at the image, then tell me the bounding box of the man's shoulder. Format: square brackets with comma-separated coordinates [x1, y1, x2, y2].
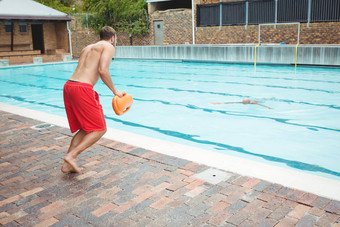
[94, 41, 114, 50]
[102, 42, 114, 49]
[102, 42, 115, 54]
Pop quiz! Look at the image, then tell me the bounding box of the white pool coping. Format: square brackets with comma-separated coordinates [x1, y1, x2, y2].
[1, 102, 340, 201]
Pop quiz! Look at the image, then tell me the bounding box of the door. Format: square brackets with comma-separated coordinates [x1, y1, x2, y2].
[31, 24, 44, 54]
[154, 21, 164, 45]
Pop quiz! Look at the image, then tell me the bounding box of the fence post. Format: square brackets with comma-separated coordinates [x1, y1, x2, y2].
[274, 0, 278, 28]
[297, 22, 300, 44]
[192, 0, 196, 44]
[219, 0, 222, 30]
[307, 0, 311, 28]
[86, 13, 90, 34]
[245, 1, 248, 30]
[67, 20, 73, 59]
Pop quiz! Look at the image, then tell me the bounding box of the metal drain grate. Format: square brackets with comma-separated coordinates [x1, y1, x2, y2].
[31, 123, 54, 130]
[193, 168, 232, 184]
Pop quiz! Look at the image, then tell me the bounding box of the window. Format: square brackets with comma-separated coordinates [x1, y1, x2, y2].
[19, 23, 28, 33]
[5, 21, 12, 33]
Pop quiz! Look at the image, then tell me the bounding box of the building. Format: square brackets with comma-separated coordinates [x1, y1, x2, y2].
[146, 0, 193, 45]
[0, 0, 72, 65]
[146, 0, 340, 45]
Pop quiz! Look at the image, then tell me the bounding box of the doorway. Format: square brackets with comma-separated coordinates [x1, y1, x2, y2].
[154, 21, 164, 45]
[31, 24, 44, 54]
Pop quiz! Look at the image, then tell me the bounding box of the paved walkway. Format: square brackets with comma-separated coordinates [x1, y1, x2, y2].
[0, 110, 339, 227]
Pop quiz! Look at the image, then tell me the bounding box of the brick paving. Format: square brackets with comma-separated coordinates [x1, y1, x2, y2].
[1, 110, 340, 226]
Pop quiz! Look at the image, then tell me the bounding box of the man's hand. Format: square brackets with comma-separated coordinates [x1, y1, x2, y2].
[114, 90, 123, 97]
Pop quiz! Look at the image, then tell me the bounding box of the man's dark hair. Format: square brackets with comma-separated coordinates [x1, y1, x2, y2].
[100, 26, 116, 40]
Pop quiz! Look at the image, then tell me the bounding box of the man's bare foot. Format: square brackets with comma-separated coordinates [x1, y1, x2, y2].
[61, 162, 76, 173]
[64, 155, 82, 173]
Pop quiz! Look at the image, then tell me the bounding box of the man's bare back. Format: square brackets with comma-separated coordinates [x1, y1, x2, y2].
[69, 40, 122, 96]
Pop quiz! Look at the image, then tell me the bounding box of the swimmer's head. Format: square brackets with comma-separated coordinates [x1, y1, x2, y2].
[242, 98, 251, 104]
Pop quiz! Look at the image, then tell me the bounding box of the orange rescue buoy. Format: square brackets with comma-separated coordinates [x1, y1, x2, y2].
[112, 93, 133, 116]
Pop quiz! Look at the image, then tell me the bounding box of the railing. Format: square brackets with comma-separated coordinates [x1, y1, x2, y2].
[197, 0, 340, 28]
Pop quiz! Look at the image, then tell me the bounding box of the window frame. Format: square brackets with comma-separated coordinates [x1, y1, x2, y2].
[5, 21, 12, 33]
[19, 22, 28, 33]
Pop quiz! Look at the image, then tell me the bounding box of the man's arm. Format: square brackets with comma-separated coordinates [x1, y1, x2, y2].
[98, 44, 123, 97]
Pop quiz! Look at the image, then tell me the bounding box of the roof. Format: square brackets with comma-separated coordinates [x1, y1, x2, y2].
[0, 0, 71, 21]
[145, 0, 172, 2]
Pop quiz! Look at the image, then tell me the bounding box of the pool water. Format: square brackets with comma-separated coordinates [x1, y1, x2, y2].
[1, 60, 340, 180]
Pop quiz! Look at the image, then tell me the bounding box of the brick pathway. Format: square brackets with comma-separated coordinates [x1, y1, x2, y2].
[1, 110, 340, 226]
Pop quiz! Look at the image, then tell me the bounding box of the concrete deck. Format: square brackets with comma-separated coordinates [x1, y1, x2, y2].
[1, 110, 340, 226]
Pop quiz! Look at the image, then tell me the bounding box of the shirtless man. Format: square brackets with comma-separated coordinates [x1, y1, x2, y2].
[62, 26, 123, 173]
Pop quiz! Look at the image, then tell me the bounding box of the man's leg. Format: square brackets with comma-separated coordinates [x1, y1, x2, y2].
[61, 129, 87, 173]
[64, 129, 106, 173]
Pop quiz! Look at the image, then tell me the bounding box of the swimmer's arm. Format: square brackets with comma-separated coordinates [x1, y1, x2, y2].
[255, 103, 273, 109]
[99, 45, 122, 96]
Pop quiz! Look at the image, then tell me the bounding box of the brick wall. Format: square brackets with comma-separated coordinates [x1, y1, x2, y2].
[196, 22, 340, 44]
[43, 22, 70, 53]
[194, 0, 340, 44]
[196, 25, 257, 44]
[43, 23, 58, 51]
[71, 30, 99, 58]
[71, 30, 151, 59]
[0, 21, 32, 51]
[150, 9, 193, 45]
[0, 21, 70, 53]
[0, 54, 62, 65]
[70, 15, 151, 58]
[55, 23, 69, 52]
[299, 22, 340, 44]
[0, 20, 71, 65]
[116, 31, 151, 46]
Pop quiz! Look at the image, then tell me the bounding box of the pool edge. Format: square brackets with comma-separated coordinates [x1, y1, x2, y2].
[1, 102, 339, 201]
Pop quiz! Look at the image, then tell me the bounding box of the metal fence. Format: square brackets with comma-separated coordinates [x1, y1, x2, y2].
[197, 4, 220, 26]
[197, 0, 340, 27]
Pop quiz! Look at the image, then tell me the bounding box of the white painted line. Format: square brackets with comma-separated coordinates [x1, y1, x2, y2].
[1, 102, 340, 201]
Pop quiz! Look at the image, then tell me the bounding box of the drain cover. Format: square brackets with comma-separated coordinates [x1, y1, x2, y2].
[31, 123, 54, 130]
[193, 168, 232, 184]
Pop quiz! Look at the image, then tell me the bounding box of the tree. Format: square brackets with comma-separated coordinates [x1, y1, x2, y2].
[34, 0, 83, 13]
[84, 0, 149, 40]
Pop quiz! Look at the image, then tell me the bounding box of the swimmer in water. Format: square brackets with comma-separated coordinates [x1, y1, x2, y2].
[211, 98, 273, 109]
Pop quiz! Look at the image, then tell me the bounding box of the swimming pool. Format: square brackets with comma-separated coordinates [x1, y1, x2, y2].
[1, 60, 340, 181]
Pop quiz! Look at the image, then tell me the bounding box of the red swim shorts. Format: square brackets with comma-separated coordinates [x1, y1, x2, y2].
[63, 80, 106, 133]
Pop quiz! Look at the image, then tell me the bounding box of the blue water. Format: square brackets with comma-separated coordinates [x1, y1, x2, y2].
[1, 60, 340, 180]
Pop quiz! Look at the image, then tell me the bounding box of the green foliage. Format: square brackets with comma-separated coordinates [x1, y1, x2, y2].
[34, 0, 149, 37]
[33, 0, 83, 13]
[83, 0, 149, 36]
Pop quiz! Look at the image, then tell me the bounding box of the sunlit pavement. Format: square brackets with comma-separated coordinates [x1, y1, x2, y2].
[1, 110, 339, 226]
